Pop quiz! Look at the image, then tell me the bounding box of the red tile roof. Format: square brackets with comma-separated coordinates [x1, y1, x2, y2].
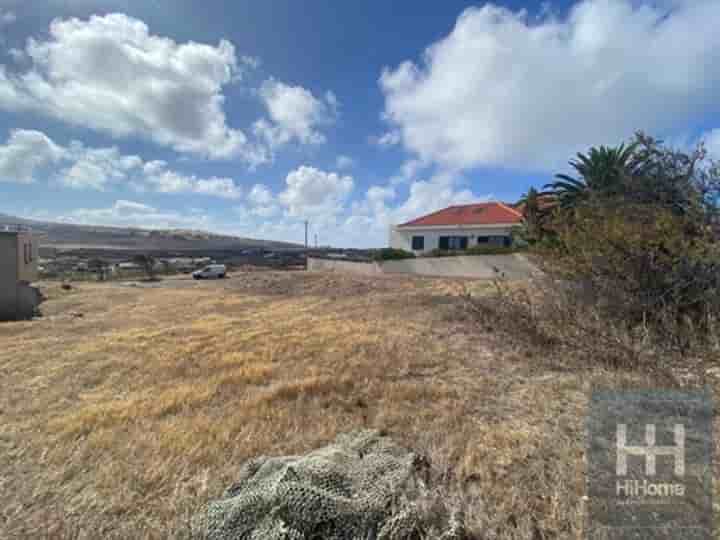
[398, 202, 524, 228]
[513, 194, 558, 216]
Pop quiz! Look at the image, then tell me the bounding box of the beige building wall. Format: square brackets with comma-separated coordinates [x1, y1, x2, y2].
[16, 232, 38, 283]
[0, 233, 19, 320]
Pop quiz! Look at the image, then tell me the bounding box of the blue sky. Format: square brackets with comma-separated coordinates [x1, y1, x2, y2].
[0, 0, 719, 246]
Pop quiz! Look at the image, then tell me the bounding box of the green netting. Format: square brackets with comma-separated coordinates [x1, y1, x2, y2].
[195, 430, 465, 540]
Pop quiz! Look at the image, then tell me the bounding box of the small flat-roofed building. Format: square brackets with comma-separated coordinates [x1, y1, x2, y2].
[0, 228, 41, 321]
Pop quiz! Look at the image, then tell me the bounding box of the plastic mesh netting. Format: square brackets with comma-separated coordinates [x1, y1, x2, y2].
[195, 430, 465, 540]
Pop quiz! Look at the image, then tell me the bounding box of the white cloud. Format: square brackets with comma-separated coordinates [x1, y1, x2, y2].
[248, 183, 274, 206]
[336, 155, 354, 169]
[366, 185, 396, 208]
[324, 90, 339, 113]
[279, 165, 353, 221]
[141, 161, 242, 199]
[704, 129, 720, 160]
[55, 199, 212, 230]
[232, 184, 280, 220]
[240, 55, 261, 69]
[0, 129, 243, 198]
[0, 13, 267, 163]
[113, 199, 155, 213]
[254, 79, 337, 149]
[0, 129, 65, 183]
[245, 182, 280, 216]
[390, 159, 426, 185]
[380, 0, 720, 171]
[391, 174, 480, 224]
[191, 177, 242, 199]
[250, 204, 280, 218]
[373, 130, 401, 147]
[60, 142, 142, 190]
[346, 184, 395, 232]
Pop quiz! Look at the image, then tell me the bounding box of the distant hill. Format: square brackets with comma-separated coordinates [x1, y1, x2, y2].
[0, 213, 302, 251]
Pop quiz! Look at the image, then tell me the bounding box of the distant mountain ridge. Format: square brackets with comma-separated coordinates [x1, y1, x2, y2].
[0, 213, 301, 251]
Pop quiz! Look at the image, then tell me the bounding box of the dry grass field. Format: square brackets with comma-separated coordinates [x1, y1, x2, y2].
[0, 271, 716, 539]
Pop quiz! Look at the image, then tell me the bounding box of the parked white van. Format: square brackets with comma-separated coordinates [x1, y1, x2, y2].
[192, 264, 227, 279]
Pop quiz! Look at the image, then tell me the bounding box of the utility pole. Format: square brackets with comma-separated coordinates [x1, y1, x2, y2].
[314, 233, 318, 248]
[303, 220, 310, 271]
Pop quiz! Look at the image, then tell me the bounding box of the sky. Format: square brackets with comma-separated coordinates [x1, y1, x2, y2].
[0, 0, 719, 247]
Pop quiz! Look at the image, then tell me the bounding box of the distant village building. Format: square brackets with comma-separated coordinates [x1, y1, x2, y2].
[389, 202, 524, 255]
[0, 228, 42, 320]
[116, 262, 142, 270]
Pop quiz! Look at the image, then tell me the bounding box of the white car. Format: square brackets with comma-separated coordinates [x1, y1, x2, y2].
[192, 264, 227, 279]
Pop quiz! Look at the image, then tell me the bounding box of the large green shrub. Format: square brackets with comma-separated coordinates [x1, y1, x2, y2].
[503, 133, 720, 356]
[547, 202, 720, 331]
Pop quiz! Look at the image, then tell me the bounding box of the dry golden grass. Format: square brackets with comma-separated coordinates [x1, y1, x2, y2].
[0, 271, 714, 539]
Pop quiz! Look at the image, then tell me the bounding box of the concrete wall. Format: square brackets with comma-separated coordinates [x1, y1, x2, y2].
[0, 233, 18, 320]
[308, 254, 538, 280]
[307, 257, 383, 275]
[381, 254, 538, 280]
[389, 225, 515, 255]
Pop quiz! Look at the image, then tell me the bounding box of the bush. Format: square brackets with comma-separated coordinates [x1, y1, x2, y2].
[463, 134, 720, 370]
[540, 202, 720, 351]
[132, 254, 159, 281]
[507, 134, 720, 360]
[462, 276, 652, 370]
[371, 248, 416, 261]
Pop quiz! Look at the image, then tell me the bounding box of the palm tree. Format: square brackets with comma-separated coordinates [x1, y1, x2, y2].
[516, 186, 561, 242]
[543, 143, 639, 210]
[517, 187, 542, 239]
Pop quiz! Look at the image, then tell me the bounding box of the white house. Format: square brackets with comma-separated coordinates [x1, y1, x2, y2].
[389, 202, 524, 255]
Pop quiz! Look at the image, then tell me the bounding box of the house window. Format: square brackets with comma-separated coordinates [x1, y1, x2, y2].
[411, 236, 425, 251]
[477, 237, 489, 244]
[439, 236, 468, 250]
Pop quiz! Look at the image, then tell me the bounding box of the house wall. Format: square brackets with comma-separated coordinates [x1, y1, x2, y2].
[16, 232, 38, 283]
[17, 283, 42, 319]
[382, 254, 538, 279]
[389, 225, 516, 254]
[0, 233, 19, 320]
